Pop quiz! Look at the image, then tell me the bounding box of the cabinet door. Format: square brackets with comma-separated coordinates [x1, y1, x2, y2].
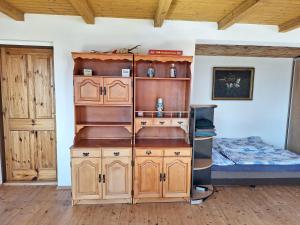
[102, 157, 131, 199]
[163, 157, 191, 198]
[71, 158, 102, 200]
[74, 77, 103, 105]
[103, 78, 132, 105]
[134, 157, 163, 198]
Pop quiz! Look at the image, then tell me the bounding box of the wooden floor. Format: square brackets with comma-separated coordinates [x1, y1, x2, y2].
[1, 185, 300, 225]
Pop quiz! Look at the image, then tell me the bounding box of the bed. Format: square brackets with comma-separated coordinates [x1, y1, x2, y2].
[211, 137, 300, 185]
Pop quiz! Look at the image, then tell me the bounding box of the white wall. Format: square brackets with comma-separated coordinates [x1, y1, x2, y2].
[0, 14, 300, 186]
[192, 56, 293, 147]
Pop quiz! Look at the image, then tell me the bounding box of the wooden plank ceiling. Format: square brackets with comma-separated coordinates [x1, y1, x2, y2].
[0, 0, 300, 32]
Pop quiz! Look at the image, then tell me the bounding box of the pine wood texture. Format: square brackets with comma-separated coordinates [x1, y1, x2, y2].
[0, 0, 24, 20]
[1, 47, 56, 182]
[154, 0, 173, 27]
[71, 147, 132, 204]
[279, 16, 300, 32]
[195, 44, 300, 58]
[218, 0, 260, 30]
[68, 0, 94, 24]
[2, 185, 300, 224]
[2, 0, 300, 31]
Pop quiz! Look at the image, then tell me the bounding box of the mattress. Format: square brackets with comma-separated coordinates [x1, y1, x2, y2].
[213, 136, 300, 165]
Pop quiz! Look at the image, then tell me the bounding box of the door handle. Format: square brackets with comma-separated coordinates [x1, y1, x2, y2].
[103, 87, 107, 96]
[141, 121, 147, 126]
[100, 86, 103, 95]
[114, 152, 120, 156]
[174, 151, 180, 156]
[159, 121, 165, 125]
[82, 152, 89, 157]
[102, 174, 106, 183]
[177, 121, 183, 125]
[98, 174, 102, 183]
[160, 173, 163, 182]
[146, 150, 152, 155]
[163, 173, 166, 182]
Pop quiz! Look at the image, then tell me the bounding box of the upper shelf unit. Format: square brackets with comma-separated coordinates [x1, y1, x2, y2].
[134, 54, 192, 79]
[72, 52, 133, 77]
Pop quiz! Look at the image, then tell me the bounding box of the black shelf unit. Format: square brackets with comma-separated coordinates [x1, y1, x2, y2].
[189, 105, 217, 195]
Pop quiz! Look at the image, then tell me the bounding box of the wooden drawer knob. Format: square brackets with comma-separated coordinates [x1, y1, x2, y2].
[141, 121, 147, 125]
[177, 121, 183, 125]
[82, 152, 90, 157]
[159, 121, 165, 125]
[174, 151, 180, 156]
[114, 152, 120, 156]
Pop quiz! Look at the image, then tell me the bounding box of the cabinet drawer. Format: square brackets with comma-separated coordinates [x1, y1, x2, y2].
[135, 118, 152, 127]
[153, 118, 171, 126]
[172, 118, 188, 127]
[164, 148, 192, 157]
[135, 148, 163, 157]
[71, 149, 101, 158]
[102, 148, 131, 157]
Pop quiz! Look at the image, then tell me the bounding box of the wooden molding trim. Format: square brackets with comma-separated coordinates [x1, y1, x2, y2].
[279, 16, 300, 33]
[68, 0, 95, 24]
[195, 44, 300, 58]
[0, 0, 24, 21]
[218, 0, 260, 30]
[154, 0, 173, 27]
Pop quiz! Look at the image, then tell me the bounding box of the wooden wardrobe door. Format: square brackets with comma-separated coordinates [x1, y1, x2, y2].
[30, 54, 56, 180]
[134, 157, 163, 198]
[103, 78, 132, 105]
[72, 158, 102, 200]
[1, 48, 56, 181]
[102, 157, 131, 199]
[288, 58, 300, 153]
[163, 157, 191, 198]
[74, 77, 103, 105]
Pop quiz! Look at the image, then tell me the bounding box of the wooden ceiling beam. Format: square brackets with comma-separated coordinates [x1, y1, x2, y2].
[68, 0, 95, 24]
[154, 0, 173, 27]
[0, 0, 24, 21]
[279, 16, 300, 32]
[195, 44, 300, 58]
[218, 0, 260, 30]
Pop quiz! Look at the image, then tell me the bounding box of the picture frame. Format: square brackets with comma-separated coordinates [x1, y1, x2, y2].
[212, 67, 255, 100]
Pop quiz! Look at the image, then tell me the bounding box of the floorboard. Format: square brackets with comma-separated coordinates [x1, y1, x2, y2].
[0, 185, 300, 225]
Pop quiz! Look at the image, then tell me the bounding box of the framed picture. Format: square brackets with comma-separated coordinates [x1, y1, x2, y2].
[212, 67, 255, 100]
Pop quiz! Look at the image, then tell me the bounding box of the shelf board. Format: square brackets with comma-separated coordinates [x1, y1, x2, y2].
[134, 54, 193, 63]
[72, 52, 133, 61]
[193, 159, 212, 170]
[74, 75, 133, 79]
[77, 122, 131, 127]
[72, 139, 132, 148]
[135, 139, 191, 148]
[135, 77, 190, 81]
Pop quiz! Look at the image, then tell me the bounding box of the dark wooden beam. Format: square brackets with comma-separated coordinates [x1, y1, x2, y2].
[0, 0, 24, 21]
[279, 16, 300, 32]
[154, 0, 173, 27]
[218, 0, 260, 30]
[195, 44, 300, 58]
[68, 0, 95, 24]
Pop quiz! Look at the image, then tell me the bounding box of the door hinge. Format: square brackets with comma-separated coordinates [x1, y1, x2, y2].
[131, 190, 134, 196]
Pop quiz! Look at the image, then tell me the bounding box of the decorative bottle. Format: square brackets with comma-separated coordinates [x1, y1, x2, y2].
[156, 98, 164, 118]
[147, 63, 155, 78]
[170, 63, 177, 78]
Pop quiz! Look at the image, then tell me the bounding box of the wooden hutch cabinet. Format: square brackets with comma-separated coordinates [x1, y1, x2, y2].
[70, 53, 133, 205]
[133, 55, 193, 203]
[70, 52, 193, 205]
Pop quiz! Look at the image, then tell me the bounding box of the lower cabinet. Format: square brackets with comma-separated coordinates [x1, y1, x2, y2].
[134, 148, 191, 203]
[71, 148, 132, 205]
